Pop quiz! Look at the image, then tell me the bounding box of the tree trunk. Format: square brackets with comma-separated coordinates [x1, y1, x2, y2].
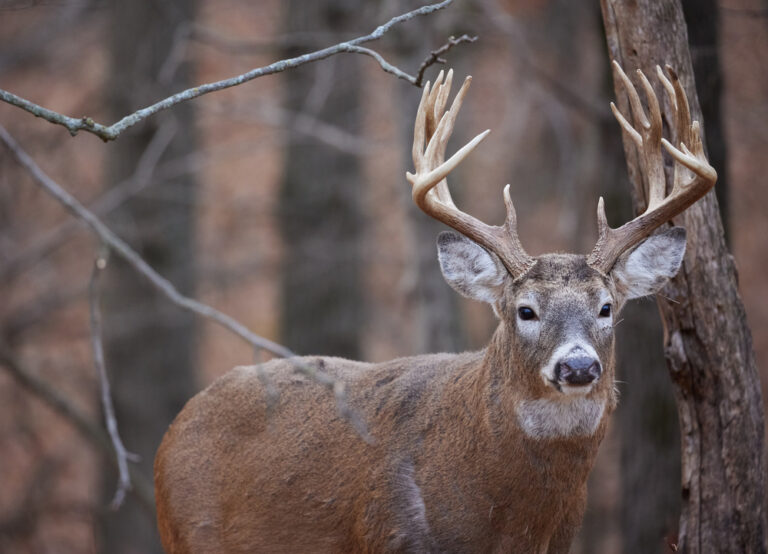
[278, 0, 365, 359]
[101, 0, 199, 552]
[600, 1, 766, 551]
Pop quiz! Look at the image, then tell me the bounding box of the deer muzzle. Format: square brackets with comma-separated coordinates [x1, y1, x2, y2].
[554, 355, 602, 388]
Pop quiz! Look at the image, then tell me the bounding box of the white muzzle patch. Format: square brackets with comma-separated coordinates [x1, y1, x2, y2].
[540, 342, 601, 395]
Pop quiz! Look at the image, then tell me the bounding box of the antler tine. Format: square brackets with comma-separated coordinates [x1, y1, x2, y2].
[433, 70, 453, 129]
[588, 63, 717, 274]
[423, 70, 465, 208]
[635, 69, 666, 208]
[613, 61, 649, 131]
[426, 70, 446, 138]
[406, 72, 535, 278]
[412, 81, 431, 175]
[656, 65, 677, 112]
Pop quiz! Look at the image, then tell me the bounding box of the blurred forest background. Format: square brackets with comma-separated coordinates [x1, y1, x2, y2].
[0, 0, 766, 552]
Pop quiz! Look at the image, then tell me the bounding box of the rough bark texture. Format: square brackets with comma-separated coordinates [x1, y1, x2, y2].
[101, 0, 199, 552]
[600, 1, 766, 552]
[278, 0, 365, 358]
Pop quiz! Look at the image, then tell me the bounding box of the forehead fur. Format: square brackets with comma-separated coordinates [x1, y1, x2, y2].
[515, 254, 608, 290]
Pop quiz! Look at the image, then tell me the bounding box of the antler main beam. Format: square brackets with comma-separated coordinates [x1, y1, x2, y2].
[587, 62, 717, 274]
[407, 70, 535, 278]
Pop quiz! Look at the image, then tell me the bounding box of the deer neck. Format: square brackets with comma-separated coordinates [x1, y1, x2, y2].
[472, 324, 610, 492]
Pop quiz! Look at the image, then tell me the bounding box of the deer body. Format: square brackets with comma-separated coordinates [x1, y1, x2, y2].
[156, 297, 610, 553]
[156, 255, 624, 553]
[155, 66, 716, 553]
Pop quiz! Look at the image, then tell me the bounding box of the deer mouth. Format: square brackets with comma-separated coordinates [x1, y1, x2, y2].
[549, 378, 596, 396]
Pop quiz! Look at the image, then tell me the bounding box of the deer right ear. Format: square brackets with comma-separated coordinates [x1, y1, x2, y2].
[610, 226, 687, 300]
[437, 231, 506, 305]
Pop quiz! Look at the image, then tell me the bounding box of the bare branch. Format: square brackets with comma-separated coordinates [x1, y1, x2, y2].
[0, 0, 456, 141]
[414, 35, 478, 87]
[0, 126, 370, 438]
[338, 44, 418, 83]
[89, 248, 136, 510]
[0, 125, 292, 357]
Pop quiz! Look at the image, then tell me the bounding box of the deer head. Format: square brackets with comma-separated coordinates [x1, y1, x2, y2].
[407, 66, 715, 430]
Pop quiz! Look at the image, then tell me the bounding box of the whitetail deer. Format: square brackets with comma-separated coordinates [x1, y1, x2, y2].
[154, 63, 716, 553]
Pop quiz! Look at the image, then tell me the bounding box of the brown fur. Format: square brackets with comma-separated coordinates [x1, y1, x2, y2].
[154, 253, 628, 553]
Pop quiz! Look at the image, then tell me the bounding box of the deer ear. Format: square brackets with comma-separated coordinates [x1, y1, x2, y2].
[610, 227, 686, 300]
[437, 231, 506, 305]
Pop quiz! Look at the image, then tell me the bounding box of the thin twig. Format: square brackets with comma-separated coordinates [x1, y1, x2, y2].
[0, 125, 371, 438]
[414, 34, 479, 87]
[0, 346, 156, 514]
[0, 0, 455, 140]
[89, 247, 136, 510]
[340, 44, 418, 83]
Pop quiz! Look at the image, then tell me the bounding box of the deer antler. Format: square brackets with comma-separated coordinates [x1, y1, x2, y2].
[406, 69, 535, 278]
[587, 61, 717, 274]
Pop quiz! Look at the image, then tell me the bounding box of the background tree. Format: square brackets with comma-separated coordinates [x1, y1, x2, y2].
[100, 0, 199, 552]
[391, 0, 468, 354]
[278, 0, 366, 359]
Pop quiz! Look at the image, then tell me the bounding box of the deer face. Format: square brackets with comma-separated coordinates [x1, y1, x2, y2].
[502, 253, 615, 397]
[437, 227, 686, 399]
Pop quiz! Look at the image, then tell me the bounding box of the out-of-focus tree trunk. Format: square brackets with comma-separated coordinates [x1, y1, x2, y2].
[600, 1, 766, 551]
[617, 301, 681, 553]
[682, 0, 728, 236]
[393, 2, 466, 354]
[278, 0, 365, 358]
[101, 0, 199, 552]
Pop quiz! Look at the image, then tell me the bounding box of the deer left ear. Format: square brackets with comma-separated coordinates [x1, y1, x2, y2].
[610, 227, 686, 300]
[437, 231, 506, 305]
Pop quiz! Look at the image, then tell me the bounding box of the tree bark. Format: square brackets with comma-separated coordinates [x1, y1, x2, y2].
[278, 0, 365, 359]
[600, 1, 766, 552]
[101, 0, 199, 552]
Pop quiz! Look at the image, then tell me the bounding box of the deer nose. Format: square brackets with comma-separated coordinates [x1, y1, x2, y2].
[554, 356, 602, 386]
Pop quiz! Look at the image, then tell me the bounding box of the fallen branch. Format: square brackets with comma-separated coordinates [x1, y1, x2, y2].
[0, 0, 456, 140]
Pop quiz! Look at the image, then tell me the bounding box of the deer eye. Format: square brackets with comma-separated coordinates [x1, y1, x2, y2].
[517, 306, 537, 321]
[599, 303, 612, 317]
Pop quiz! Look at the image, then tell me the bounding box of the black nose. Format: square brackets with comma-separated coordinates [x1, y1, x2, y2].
[554, 356, 602, 386]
